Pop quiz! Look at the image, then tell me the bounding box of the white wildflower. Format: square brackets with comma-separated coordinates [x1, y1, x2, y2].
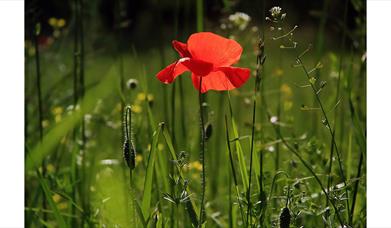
[228, 12, 251, 31]
[270, 6, 282, 18]
[270, 116, 278, 124]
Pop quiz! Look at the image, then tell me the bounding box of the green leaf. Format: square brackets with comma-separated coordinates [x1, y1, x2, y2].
[141, 124, 163, 218]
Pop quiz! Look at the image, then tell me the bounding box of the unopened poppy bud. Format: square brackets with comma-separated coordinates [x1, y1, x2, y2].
[279, 207, 291, 228]
[204, 122, 212, 141]
[126, 78, 138, 90]
[123, 139, 136, 170]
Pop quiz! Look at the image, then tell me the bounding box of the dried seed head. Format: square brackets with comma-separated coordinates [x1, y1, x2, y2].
[279, 207, 291, 228]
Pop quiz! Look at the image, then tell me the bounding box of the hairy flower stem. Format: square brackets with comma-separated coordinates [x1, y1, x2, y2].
[198, 77, 206, 227]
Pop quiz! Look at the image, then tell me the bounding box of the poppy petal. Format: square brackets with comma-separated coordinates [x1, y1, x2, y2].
[191, 71, 235, 93]
[191, 67, 250, 93]
[187, 32, 243, 67]
[217, 66, 251, 88]
[156, 59, 188, 84]
[172, 40, 191, 58]
[181, 58, 213, 76]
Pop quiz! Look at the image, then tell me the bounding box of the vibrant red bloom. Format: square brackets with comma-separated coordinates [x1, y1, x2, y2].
[156, 32, 251, 93]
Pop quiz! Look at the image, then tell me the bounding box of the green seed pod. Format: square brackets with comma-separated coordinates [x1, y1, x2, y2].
[279, 207, 291, 228]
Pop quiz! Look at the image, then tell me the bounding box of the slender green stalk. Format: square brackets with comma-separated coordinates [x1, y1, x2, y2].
[349, 147, 363, 225]
[198, 77, 206, 227]
[246, 38, 265, 227]
[224, 116, 245, 225]
[228, 169, 233, 228]
[171, 83, 177, 146]
[347, 50, 366, 225]
[196, 0, 203, 32]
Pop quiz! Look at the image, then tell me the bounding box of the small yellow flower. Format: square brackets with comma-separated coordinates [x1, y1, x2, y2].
[136, 155, 143, 165]
[189, 161, 202, 172]
[280, 83, 292, 98]
[52, 193, 61, 203]
[58, 202, 68, 210]
[57, 18, 66, 28]
[147, 94, 154, 102]
[132, 105, 142, 114]
[47, 164, 55, 173]
[136, 92, 146, 101]
[52, 106, 64, 115]
[48, 17, 57, 27]
[274, 68, 284, 77]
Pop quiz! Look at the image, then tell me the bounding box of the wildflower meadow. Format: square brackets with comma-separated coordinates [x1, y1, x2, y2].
[24, 1, 366, 227]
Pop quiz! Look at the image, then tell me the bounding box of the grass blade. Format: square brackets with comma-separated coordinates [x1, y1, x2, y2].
[38, 174, 67, 228]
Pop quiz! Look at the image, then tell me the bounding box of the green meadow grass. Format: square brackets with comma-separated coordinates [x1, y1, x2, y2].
[25, 4, 366, 227]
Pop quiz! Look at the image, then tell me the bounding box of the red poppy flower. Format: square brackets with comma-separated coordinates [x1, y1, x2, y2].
[156, 32, 251, 93]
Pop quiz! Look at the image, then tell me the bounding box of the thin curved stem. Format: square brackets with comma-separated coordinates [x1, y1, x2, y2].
[296, 56, 349, 218]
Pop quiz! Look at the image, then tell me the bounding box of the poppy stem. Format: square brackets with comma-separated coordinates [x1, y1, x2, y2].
[198, 77, 206, 227]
